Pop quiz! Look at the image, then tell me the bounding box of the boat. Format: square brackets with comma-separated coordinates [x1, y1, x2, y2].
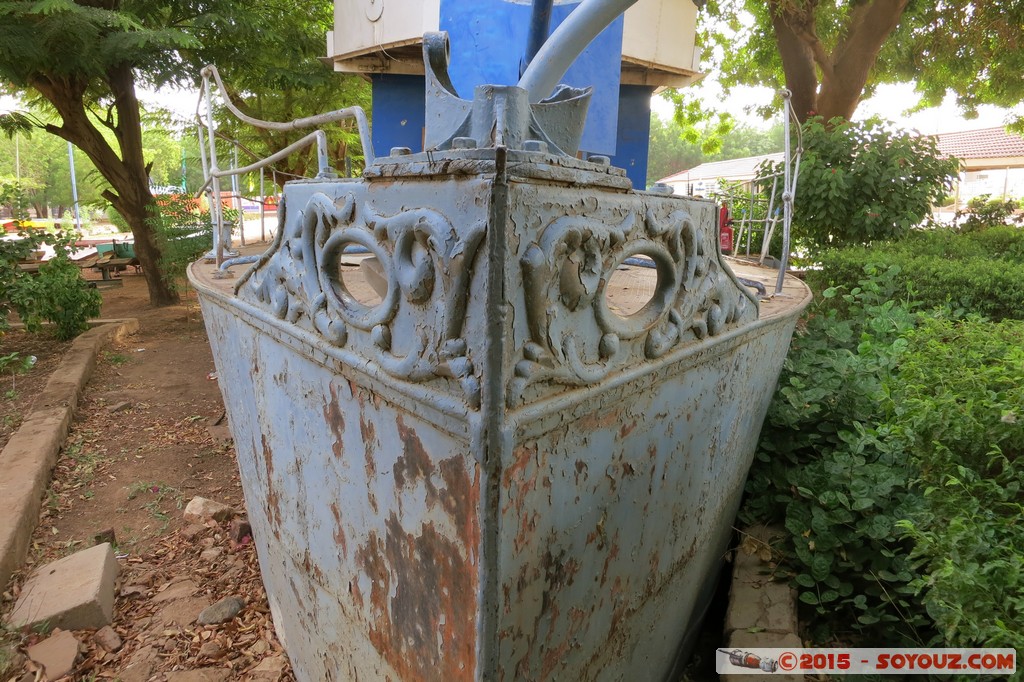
[189, 2, 811, 679]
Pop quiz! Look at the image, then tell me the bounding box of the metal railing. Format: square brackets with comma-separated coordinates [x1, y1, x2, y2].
[714, 90, 803, 295]
[195, 64, 375, 266]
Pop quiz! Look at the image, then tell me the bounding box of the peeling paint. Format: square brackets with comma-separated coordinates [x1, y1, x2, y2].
[358, 515, 477, 681]
[193, 147, 809, 681]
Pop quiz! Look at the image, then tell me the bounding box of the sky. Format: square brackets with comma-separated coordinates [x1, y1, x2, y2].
[651, 82, 1020, 136]
[138, 80, 1023, 139]
[6, 80, 1014, 142]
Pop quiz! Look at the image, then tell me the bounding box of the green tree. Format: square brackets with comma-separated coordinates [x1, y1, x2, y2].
[698, 1, 1024, 125]
[0, 0, 355, 306]
[646, 113, 784, 185]
[205, 0, 371, 187]
[757, 117, 957, 250]
[0, 124, 103, 220]
[646, 114, 703, 184]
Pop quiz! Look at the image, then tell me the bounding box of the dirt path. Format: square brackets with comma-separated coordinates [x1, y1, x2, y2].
[2, 266, 295, 681]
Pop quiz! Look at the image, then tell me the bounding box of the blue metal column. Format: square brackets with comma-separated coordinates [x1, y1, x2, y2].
[371, 74, 426, 154]
[609, 84, 654, 189]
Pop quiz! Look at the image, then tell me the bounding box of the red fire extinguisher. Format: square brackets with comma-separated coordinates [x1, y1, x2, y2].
[719, 203, 733, 255]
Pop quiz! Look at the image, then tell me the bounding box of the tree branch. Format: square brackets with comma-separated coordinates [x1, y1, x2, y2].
[818, 0, 909, 120]
[768, 0, 821, 120]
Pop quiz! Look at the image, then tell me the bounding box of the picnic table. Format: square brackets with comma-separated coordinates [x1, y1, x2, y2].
[93, 254, 136, 281]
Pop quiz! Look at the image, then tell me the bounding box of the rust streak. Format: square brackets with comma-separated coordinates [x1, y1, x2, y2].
[394, 414, 434, 492]
[323, 381, 346, 459]
[360, 414, 377, 478]
[503, 443, 537, 494]
[330, 501, 348, 557]
[357, 514, 477, 681]
[577, 408, 621, 432]
[436, 457, 480, 555]
[261, 434, 282, 531]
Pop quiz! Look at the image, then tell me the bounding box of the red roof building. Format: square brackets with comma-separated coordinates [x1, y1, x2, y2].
[934, 126, 1024, 167]
[933, 127, 1024, 204]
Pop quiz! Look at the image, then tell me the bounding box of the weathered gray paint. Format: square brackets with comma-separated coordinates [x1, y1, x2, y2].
[191, 142, 808, 680]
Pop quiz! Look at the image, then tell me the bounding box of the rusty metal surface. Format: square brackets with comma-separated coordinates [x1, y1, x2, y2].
[190, 147, 810, 681]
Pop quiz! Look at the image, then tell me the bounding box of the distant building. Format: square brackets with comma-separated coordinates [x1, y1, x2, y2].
[656, 153, 782, 196]
[933, 126, 1024, 205]
[657, 126, 1024, 208]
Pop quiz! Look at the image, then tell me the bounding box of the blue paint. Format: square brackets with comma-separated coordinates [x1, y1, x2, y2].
[371, 74, 426, 154]
[440, 0, 623, 155]
[609, 84, 654, 189]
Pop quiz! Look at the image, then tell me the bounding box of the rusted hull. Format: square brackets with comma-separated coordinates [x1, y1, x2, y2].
[190, 149, 810, 681]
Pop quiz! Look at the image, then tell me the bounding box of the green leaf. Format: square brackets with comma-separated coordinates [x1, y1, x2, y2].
[799, 591, 820, 605]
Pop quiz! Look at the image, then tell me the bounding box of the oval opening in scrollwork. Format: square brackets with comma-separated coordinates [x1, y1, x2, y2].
[596, 242, 680, 339]
[605, 255, 657, 316]
[318, 229, 397, 330]
[332, 249, 384, 307]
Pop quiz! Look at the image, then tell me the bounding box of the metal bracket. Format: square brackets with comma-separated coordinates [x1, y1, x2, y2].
[423, 32, 592, 156]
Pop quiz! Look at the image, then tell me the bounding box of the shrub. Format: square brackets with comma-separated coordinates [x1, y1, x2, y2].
[745, 264, 1024, 653]
[150, 194, 216, 291]
[741, 265, 929, 644]
[1, 228, 101, 340]
[894, 316, 1024, 651]
[808, 229, 1024, 321]
[953, 195, 1023, 232]
[756, 118, 958, 251]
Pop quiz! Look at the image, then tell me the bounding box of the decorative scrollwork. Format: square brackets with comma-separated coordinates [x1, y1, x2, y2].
[512, 206, 756, 401]
[238, 191, 485, 407]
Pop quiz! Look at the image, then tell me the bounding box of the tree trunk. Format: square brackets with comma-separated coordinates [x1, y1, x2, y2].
[106, 63, 179, 306]
[769, 0, 909, 124]
[32, 68, 179, 306]
[770, 8, 819, 122]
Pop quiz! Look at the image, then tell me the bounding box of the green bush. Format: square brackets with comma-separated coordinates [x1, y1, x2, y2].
[1, 228, 101, 340]
[953, 195, 1023, 232]
[744, 264, 1024, 656]
[150, 195, 217, 291]
[894, 316, 1024, 652]
[741, 265, 929, 644]
[808, 228, 1024, 321]
[756, 118, 957, 251]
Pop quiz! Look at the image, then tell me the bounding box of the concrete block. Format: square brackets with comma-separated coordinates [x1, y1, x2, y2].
[725, 525, 798, 637]
[7, 543, 119, 631]
[725, 575, 798, 635]
[720, 526, 803, 682]
[727, 629, 802, 649]
[26, 629, 79, 680]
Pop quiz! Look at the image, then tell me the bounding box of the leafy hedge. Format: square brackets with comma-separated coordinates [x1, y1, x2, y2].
[743, 264, 1024, 658]
[895, 316, 1024, 650]
[806, 227, 1024, 321]
[741, 266, 927, 644]
[1, 229, 101, 340]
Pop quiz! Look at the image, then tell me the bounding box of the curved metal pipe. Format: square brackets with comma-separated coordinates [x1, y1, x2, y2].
[200, 65, 375, 165]
[518, 0, 639, 102]
[194, 131, 328, 197]
[219, 255, 261, 271]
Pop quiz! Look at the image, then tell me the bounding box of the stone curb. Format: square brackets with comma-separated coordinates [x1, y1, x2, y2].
[0, 318, 139, 591]
[721, 525, 803, 682]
